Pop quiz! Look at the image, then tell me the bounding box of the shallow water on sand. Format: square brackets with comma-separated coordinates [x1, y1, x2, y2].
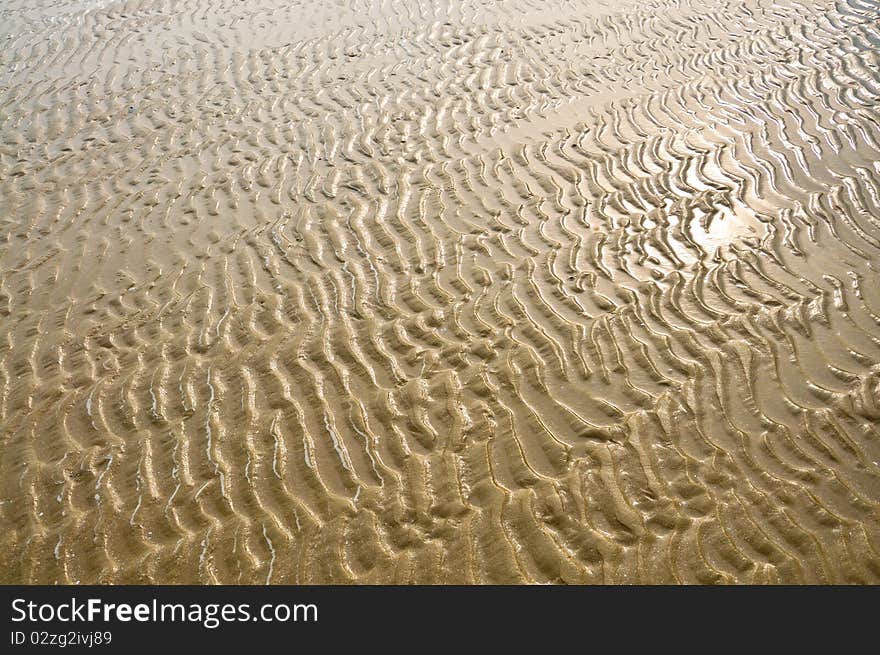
[1, 0, 880, 584]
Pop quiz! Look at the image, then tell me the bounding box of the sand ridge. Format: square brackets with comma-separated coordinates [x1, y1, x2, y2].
[1, 0, 880, 583]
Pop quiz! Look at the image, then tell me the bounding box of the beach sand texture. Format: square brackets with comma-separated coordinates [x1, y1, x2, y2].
[2, 0, 880, 584]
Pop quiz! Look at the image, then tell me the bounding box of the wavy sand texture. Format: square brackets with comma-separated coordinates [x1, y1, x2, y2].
[1, 0, 880, 584]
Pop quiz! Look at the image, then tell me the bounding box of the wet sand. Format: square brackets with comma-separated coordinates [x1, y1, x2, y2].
[1, 0, 880, 584]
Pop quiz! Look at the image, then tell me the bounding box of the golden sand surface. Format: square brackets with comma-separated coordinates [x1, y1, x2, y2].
[1, 0, 880, 584]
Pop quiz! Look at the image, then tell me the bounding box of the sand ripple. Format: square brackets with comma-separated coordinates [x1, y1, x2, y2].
[1, 0, 880, 583]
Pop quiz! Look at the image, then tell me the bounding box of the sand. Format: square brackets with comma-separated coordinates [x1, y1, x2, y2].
[1, 0, 879, 584]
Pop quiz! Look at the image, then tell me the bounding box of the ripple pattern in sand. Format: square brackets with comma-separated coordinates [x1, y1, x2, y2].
[2, 0, 880, 583]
